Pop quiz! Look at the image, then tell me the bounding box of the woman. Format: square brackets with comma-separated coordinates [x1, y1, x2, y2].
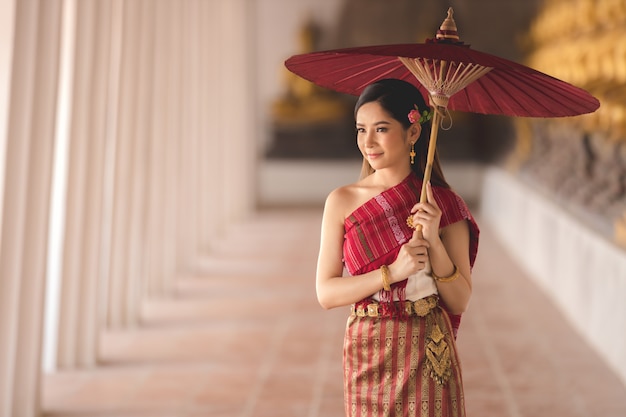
[316, 78, 479, 417]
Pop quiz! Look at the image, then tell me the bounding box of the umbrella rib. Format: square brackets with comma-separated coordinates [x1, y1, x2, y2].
[457, 63, 492, 87]
[328, 57, 404, 91]
[399, 57, 493, 101]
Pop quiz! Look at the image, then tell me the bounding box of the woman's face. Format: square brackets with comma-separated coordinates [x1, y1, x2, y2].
[355, 101, 418, 171]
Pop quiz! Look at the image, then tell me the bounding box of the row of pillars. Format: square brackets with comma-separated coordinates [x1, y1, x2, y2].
[0, 1, 256, 416]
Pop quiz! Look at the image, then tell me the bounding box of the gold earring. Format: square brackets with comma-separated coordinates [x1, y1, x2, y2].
[410, 143, 416, 165]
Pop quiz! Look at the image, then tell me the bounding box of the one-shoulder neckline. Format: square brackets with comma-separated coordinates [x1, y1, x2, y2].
[345, 172, 419, 221]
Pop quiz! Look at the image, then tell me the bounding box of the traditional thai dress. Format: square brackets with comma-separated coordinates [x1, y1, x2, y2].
[342, 172, 479, 417]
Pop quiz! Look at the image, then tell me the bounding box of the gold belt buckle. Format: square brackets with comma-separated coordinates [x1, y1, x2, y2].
[356, 305, 366, 317]
[367, 303, 379, 317]
[413, 296, 437, 317]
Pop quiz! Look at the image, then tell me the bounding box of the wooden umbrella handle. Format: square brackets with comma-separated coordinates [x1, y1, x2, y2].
[407, 105, 443, 235]
[419, 105, 443, 203]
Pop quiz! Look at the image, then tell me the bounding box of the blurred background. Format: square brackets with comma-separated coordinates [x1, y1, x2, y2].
[1, 0, 626, 416]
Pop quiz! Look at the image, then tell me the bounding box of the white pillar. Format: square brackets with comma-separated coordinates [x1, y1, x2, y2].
[160, 0, 183, 291]
[0, 0, 62, 415]
[176, 0, 200, 270]
[75, 0, 114, 367]
[55, 0, 96, 369]
[125, 0, 154, 321]
[53, 0, 115, 368]
[197, 0, 223, 254]
[0, 0, 38, 405]
[105, 0, 156, 327]
[99, 0, 124, 331]
[144, 0, 164, 296]
[145, 0, 173, 295]
[0, 0, 16, 227]
[219, 0, 256, 225]
[106, 0, 140, 328]
[195, 0, 257, 256]
[43, 0, 77, 373]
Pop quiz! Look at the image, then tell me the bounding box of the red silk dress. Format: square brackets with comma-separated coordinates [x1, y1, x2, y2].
[342, 172, 479, 417]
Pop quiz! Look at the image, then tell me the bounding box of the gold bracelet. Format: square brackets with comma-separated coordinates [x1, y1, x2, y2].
[432, 265, 460, 283]
[381, 265, 392, 291]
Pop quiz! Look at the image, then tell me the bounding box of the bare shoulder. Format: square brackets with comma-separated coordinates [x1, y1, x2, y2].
[324, 175, 381, 221]
[323, 184, 359, 222]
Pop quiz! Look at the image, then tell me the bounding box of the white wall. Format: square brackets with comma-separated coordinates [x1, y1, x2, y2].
[259, 160, 486, 207]
[481, 167, 626, 387]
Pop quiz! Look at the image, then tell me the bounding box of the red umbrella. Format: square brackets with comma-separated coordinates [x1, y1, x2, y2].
[284, 8, 600, 205]
[285, 42, 599, 118]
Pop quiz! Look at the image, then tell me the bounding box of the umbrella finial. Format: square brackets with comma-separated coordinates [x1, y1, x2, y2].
[436, 7, 460, 42]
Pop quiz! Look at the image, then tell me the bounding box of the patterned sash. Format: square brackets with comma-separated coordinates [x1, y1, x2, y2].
[342, 173, 479, 331]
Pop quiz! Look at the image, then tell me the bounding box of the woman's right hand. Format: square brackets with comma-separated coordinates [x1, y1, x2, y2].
[388, 230, 430, 283]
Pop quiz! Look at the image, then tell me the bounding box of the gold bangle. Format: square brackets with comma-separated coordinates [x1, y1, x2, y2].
[381, 265, 392, 291]
[432, 265, 460, 283]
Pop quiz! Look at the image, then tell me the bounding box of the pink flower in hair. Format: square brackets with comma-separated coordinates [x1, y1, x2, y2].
[408, 109, 420, 124]
[408, 105, 433, 125]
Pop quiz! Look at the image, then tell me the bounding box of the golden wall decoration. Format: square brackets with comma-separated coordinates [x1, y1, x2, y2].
[516, 0, 626, 246]
[523, 0, 626, 141]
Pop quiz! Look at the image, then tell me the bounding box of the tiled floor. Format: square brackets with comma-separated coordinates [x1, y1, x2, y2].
[42, 208, 626, 417]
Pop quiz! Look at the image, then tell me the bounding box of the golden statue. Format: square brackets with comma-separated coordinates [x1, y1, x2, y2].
[272, 18, 350, 125]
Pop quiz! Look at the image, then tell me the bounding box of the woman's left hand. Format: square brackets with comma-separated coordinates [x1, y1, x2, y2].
[408, 182, 442, 244]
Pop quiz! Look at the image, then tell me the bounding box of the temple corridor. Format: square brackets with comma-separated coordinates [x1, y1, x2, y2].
[3, 1, 626, 416]
[41, 209, 626, 417]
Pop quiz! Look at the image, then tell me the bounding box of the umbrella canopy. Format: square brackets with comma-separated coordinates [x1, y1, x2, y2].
[284, 7, 600, 209]
[285, 10, 599, 118]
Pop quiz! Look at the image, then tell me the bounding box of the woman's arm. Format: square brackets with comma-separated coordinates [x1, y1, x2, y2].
[410, 182, 473, 314]
[315, 189, 389, 309]
[428, 220, 472, 314]
[316, 188, 431, 310]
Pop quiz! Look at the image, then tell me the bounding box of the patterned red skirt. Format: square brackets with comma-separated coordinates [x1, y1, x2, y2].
[343, 299, 465, 417]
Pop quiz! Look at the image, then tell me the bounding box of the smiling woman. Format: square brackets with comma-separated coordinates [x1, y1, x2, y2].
[315, 78, 479, 417]
[356, 104, 410, 166]
[354, 79, 447, 187]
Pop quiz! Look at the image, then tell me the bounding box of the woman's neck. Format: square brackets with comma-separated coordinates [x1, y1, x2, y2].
[371, 167, 413, 190]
